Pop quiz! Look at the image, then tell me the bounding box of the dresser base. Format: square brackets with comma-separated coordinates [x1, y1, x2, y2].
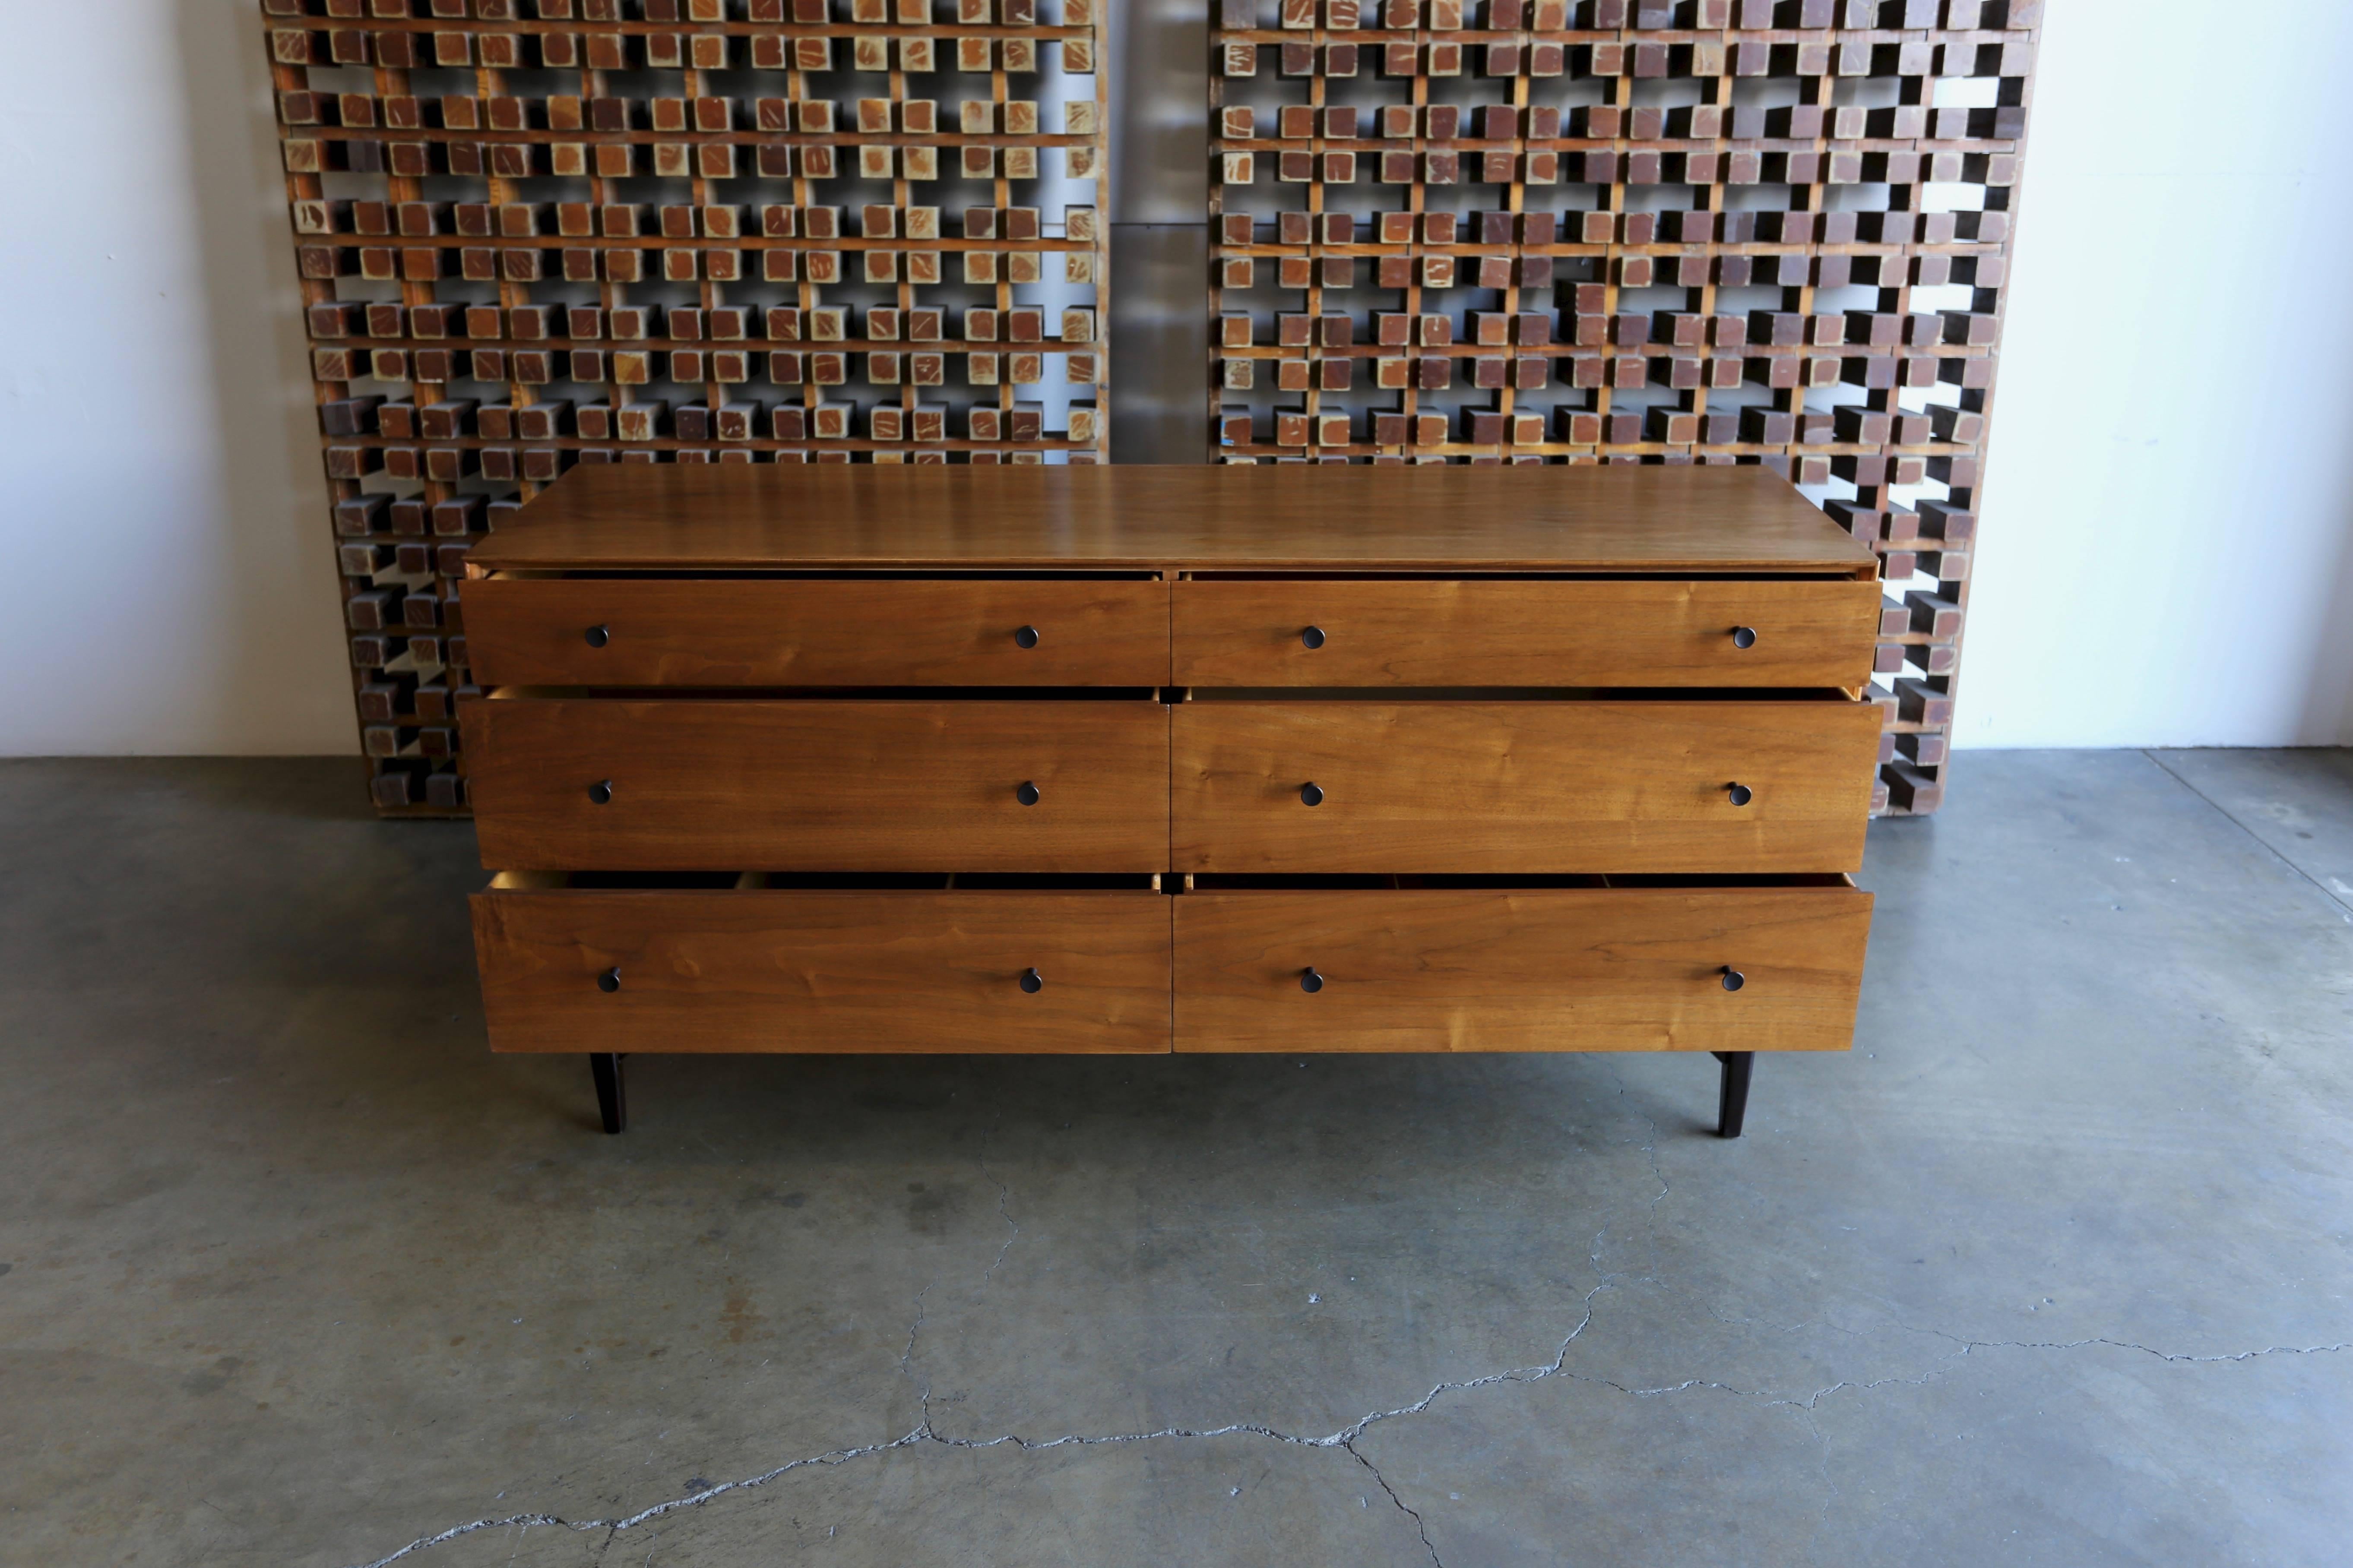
[574, 1044, 1762, 1139]
[1714, 1050, 1755, 1139]
[590, 1052, 626, 1135]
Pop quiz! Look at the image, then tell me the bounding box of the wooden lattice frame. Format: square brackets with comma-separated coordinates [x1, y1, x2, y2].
[1208, 0, 2037, 813]
[257, 0, 1109, 813]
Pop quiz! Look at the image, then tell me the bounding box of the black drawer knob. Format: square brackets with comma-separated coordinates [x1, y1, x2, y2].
[1020, 967, 1044, 993]
[1730, 626, 1758, 649]
[1301, 967, 1325, 993]
[585, 623, 611, 648]
[598, 967, 621, 993]
[1726, 782, 1753, 807]
[1017, 781, 1041, 806]
[1015, 625, 1041, 649]
[589, 779, 614, 805]
[1302, 625, 1327, 650]
[1299, 781, 1324, 807]
[1721, 967, 1745, 993]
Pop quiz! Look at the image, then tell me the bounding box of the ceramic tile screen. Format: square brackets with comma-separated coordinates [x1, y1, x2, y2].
[258, 0, 1109, 812]
[1209, 0, 2038, 813]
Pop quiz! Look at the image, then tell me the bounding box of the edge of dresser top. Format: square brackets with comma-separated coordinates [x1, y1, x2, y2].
[465, 464, 1880, 576]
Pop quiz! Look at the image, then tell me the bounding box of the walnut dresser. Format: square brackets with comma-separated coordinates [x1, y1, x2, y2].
[459, 465, 1881, 1137]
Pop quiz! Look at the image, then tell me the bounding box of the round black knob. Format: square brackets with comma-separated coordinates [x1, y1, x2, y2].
[1301, 967, 1325, 993]
[1020, 967, 1044, 993]
[585, 623, 611, 648]
[1299, 782, 1324, 807]
[1727, 782, 1754, 807]
[589, 779, 614, 805]
[1302, 626, 1327, 650]
[1015, 625, 1040, 649]
[1017, 781, 1041, 806]
[597, 967, 621, 993]
[1721, 967, 1745, 993]
[1730, 626, 1757, 650]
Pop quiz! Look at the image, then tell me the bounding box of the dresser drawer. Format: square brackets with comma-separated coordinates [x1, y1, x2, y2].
[1174, 882, 1871, 1053]
[462, 698, 1170, 872]
[1172, 700, 1880, 874]
[1171, 578, 1877, 688]
[473, 882, 1173, 1054]
[463, 576, 1170, 687]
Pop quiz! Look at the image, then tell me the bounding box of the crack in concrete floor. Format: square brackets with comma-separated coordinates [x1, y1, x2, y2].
[348, 1286, 1612, 1568]
[345, 1310, 2347, 1568]
[976, 1124, 1020, 1285]
[343, 1065, 2353, 1568]
[1343, 1439, 1444, 1568]
[346, 1101, 2350, 1568]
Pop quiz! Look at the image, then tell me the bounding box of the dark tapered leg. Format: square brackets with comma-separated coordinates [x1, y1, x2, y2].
[591, 1053, 627, 1135]
[1712, 1051, 1753, 1138]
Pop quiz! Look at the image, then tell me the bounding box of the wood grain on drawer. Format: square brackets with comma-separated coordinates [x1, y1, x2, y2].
[1175, 886, 1871, 1053]
[473, 889, 1173, 1053]
[1172, 701, 1881, 874]
[463, 699, 1170, 871]
[1171, 578, 1876, 688]
[462, 577, 1170, 687]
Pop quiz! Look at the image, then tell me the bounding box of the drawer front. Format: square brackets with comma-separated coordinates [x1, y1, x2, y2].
[464, 577, 1170, 687]
[474, 890, 1173, 1054]
[463, 699, 1170, 871]
[1172, 701, 1880, 874]
[1175, 887, 1871, 1053]
[1171, 578, 1877, 688]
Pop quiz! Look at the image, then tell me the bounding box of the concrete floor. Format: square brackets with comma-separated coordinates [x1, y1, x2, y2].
[1, 752, 2348, 1568]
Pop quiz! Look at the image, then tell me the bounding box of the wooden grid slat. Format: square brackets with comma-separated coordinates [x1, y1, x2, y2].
[257, 0, 1109, 815]
[1208, 0, 2038, 815]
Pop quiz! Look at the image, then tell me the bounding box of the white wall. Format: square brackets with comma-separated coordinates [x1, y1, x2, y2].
[3, 0, 2350, 756]
[0, 0, 357, 755]
[1957, 0, 2353, 748]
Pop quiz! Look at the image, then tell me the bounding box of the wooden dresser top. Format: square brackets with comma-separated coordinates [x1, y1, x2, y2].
[469, 464, 1875, 575]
